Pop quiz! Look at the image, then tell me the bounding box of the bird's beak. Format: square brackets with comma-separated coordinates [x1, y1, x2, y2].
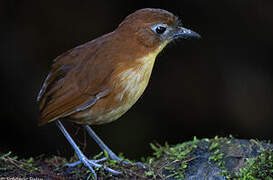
[172, 27, 201, 40]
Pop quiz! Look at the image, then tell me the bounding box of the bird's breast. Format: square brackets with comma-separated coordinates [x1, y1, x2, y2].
[91, 53, 157, 124]
[117, 54, 156, 103]
[77, 42, 169, 125]
[114, 41, 169, 107]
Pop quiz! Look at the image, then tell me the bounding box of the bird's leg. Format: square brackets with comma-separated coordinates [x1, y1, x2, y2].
[84, 125, 120, 161]
[84, 125, 146, 168]
[55, 120, 121, 179]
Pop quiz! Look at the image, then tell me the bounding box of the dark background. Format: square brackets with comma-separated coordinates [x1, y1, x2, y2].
[2, 0, 273, 160]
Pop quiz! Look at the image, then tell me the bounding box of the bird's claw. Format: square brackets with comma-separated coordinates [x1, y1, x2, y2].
[120, 160, 146, 169]
[65, 157, 121, 180]
[108, 153, 146, 169]
[134, 161, 147, 169]
[66, 157, 107, 167]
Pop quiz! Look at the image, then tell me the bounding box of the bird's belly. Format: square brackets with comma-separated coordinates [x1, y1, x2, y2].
[94, 65, 152, 124]
[71, 53, 158, 125]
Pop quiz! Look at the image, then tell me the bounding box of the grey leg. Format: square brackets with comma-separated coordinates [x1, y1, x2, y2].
[55, 120, 121, 179]
[84, 125, 146, 168]
[84, 125, 121, 161]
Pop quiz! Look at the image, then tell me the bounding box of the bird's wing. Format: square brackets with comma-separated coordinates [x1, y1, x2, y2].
[37, 41, 113, 125]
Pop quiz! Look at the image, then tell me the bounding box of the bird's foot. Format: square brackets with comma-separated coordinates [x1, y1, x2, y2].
[65, 156, 121, 179]
[120, 160, 146, 169]
[108, 153, 146, 169]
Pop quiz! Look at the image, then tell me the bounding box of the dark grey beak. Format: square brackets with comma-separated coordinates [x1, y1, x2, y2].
[173, 27, 201, 39]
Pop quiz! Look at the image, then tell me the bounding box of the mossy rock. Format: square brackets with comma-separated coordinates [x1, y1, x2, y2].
[148, 137, 273, 180]
[0, 137, 272, 179]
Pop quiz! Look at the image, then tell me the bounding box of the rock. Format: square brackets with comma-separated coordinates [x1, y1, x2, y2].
[148, 137, 273, 180]
[1, 137, 272, 179]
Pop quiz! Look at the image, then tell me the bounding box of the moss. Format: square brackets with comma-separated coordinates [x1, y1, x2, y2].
[0, 151, 38, 173]
[144, 136, 200, 179]
[1, 137, 272, 179]
[145, 136, 272, 179]
[233, 149, 273, 180]
[145, 169, 156, 179]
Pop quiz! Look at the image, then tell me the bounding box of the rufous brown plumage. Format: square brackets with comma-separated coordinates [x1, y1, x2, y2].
[37, 8, 200, 126]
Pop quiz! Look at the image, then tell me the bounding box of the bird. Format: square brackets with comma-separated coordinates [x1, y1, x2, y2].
[37, 8, 200, 179]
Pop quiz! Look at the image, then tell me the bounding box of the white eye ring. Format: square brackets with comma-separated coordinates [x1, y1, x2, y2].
[151, 24, 168, 35]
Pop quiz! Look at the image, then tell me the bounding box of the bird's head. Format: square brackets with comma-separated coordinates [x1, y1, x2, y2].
[117, 8, 200, 49]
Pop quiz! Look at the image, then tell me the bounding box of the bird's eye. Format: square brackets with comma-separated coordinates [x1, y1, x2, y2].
[156, 26, 166, 34]
[151, 24, 168, 35]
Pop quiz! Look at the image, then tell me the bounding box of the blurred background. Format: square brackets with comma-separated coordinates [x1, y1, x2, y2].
[1, 0, 273, 160]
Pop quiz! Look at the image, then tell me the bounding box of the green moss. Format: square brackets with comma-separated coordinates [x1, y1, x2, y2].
[234, 149, 273, 180]
[145, 136, 200, 179]
[144, 136, 234, 179]
[1, 136, 272, 180]
[146, 135, 273, 180]
[207, 136, 232, 179]
[0, 151, 38, 173]
[145, 169, 156, 179]
[208, 137, 226, 162]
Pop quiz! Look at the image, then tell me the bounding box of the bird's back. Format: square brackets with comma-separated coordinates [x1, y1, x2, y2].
[37, 33, 117, 125]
